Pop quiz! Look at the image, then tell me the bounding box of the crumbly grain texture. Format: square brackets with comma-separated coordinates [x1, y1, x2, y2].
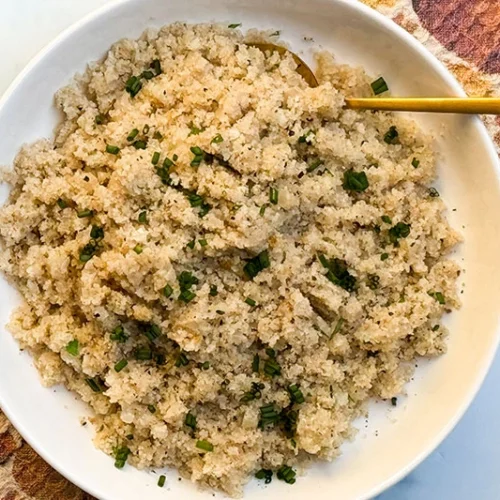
[0, 24, 461, 496]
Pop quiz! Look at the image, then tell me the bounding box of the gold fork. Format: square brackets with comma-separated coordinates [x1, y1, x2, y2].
[249, 43, 500, 115]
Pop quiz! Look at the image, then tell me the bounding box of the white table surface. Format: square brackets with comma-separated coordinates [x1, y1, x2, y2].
[1, 1, 499, 498]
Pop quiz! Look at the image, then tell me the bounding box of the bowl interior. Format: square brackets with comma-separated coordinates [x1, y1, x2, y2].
[1, 0, 500, 499]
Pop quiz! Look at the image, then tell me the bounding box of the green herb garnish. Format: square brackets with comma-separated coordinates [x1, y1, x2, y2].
[264, 358, 281, 377]
[277, 465, 296, 484]
[106, 144, 120, 155]
[245, 297, 256, 307]
[66, 340, 79, 356]
[318, 254, 357, 292]
[113, 446, 130, 469]
[381, 253, 389, 261]
[384, 125, 399, 144]
[240, 382, 265, 403]
[57, 198, 68, 209]
[127, 128, 139, 141]
[151, 151, 160, 165]
[77, 209, 94, 218]
[243, 250, 270, 279]
[258, 403, 280, 428]
[185, 412, 197, 430]
[255, 469, 273, 484]
[412, 157, 420, 168]
[209, 285, 218, 297]
[110, 325, 127, 343]
[381, 215, 392, 224]
[158, 475, 166, 488]
[133, 140, 147, 150]
[371, 77, 389, 95]
[428, 291, 446, 305]
[133, 244, 144, 254]
[428, 187, 440, 198]
[114, 359, 128, 372]
[388, 222, 411, 244]
[134, 346, 152, 361]
[269, 187, 279, 205]
[252, 354, 260, 373]
[211, 134, 224, 144]
[196, 440, 214, 452]
[228, 23, 242, 28]
[288, 384, 305, 404]
[343, 169, 369, 192]
[86, 377, 106, 393]
[125, 75, 142, 97]
[163, 284, 173, 298]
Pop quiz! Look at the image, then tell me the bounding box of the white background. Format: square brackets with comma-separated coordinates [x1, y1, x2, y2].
[1, 1, 499, 498]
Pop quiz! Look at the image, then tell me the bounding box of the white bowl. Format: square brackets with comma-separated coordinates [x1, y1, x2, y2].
[1, 0, 500, 498]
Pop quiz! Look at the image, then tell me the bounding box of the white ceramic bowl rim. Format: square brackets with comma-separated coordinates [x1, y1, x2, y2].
[0, 1, 499, 499]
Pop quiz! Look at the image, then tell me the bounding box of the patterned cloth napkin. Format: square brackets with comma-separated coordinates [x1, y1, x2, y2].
[0, 1, 498, 498]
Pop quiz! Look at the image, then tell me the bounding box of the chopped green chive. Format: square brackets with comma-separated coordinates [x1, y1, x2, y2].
[264, 358, 281, 377]
[66, 339, 79, 356]
[185, 412, 197, 430]
[432, 324, 440, 332]
[245, 297, 256, 307]
[343, 169, 369, 192]
[209, 284, 218, 297]
[381, 215, 392, 224]
[200, 361, 210, 370]
[388, 222, 411, 244]
[150, 59, 162, 76]
[318, 254, 357, 292]
[428, 291, 446, 305]
[175, 351, 189, 368]
[277, 465, 296, 484]
[228, 23, 242, 28]
[367, 274, 380, 290]
[381, 253, 389, 261]
[391, 397, 398, 407]
[163, 284, 173, 298]
[114, 359, 128, 372]
[371, 76, 389, 95]
[133, 140, 147, 150]
[384, 126, 399, 145]
[151, 151, 160, 165]
[196, 440, 214, 452]
[288, 384, 305, 404]
[153, 131, 163, 140]
[143, 124, 150, 135]
[187, 240, 196, 250]
[77, 209, 94, 218]
[188, 122, 205, 136]
[138, 211, 148, 224]
[86, 377, 105, 393]
[258, 403, 280, 428]
[90, 225, 104, 239]
[428, 187, 440, 198]
[158, 475, 166, 488]
[125, 76, 142, 98]
[243, 250, 271, 279]
[142, 323, 161, 342]
[141, 70, 154, 80]
[110, 325, 128, 343]
[211, 134, 224, 144]
[79, 241, 98, 262]
[134, 346, 152, 361]
[259, 204, 269, 216]
[332, 317, 345, 337]
[190, 146, 204, 167]
[113, 446, 130, 469]
[127, 128, 139, 141]
[252, 354, 260, 373]
[255, 469, 273, 484]
[306, 158, 323, 173]
[240, 382, 265, 403]
[106, 145, 120, 155]
[412, 157, 420, 168]
[95, 114, 106, 125]
[147, 404, 156, 414]
[298, 130, 314, 144]
[133, 244, 144, 254]
[199, 239, 208, 247]
[126, 434, 134, 440]
[270, 30, 281, 37]
[269, 187, 279, 205]
[57, 198, 68, 209]
[216, 310, 225, 315]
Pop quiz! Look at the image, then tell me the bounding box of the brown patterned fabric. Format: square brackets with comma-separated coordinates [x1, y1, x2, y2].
[1, 0, 500, 497]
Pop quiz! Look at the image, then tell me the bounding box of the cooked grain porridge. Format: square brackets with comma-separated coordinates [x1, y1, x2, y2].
[0, 23, 461, 496]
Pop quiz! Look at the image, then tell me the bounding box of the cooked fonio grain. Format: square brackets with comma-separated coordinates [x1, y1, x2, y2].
[0, 23, 460, 496]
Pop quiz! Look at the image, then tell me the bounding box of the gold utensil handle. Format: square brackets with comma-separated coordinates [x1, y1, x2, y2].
[345, 97, 500, 114]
